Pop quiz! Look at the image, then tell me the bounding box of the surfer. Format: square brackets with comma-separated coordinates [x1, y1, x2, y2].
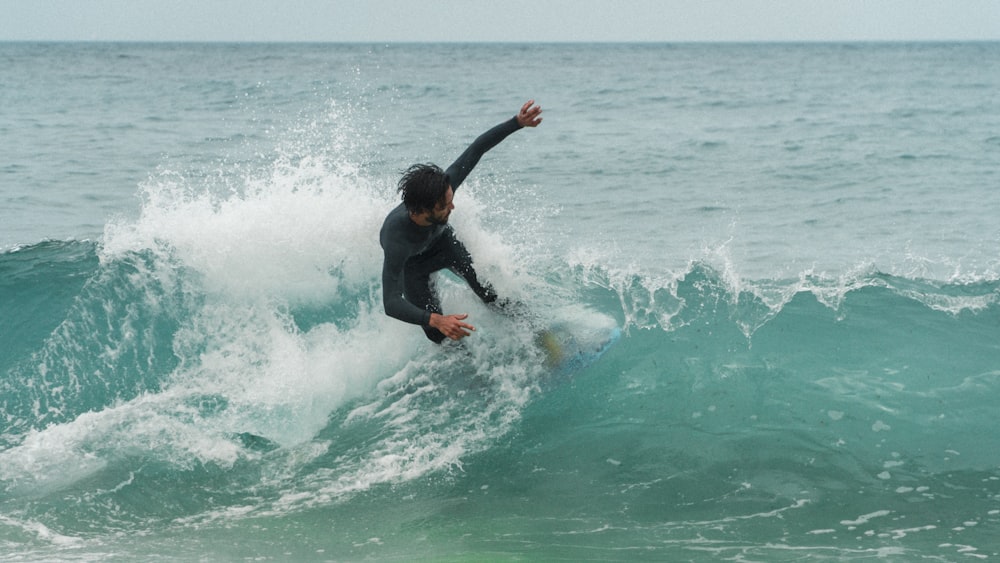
[380, 100, 543, 342]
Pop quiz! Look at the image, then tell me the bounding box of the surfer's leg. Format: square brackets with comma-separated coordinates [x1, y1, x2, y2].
[438, 229, 535, 320]
[439, 230, 499, 305]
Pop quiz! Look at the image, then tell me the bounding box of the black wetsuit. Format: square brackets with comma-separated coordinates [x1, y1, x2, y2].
[380, 116, 523, 342]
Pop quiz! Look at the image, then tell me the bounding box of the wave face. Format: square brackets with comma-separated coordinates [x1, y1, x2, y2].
[3, 225, 1000, 560]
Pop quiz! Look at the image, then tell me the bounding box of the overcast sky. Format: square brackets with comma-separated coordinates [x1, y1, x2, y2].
[3, 0, 999, 43]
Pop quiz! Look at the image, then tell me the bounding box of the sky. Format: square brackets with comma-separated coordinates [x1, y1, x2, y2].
[2, 0, 999, 43]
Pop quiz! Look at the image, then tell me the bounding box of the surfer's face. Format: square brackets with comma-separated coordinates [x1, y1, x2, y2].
[428, 186, 454, 225]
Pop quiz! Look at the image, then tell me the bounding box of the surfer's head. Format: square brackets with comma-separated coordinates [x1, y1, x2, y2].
[398, 163, 451, 216]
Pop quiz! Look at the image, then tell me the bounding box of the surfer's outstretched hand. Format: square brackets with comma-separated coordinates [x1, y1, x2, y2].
[516, 100, 543, 128]
[430, 313, 476, 340]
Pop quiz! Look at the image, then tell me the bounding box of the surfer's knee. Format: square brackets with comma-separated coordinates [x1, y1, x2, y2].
[475, 283, 498, 304]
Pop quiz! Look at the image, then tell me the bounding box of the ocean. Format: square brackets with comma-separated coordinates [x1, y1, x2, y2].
[2, 41, 999, 561]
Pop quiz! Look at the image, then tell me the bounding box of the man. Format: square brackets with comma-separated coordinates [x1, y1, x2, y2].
[380, 100, 543, 343]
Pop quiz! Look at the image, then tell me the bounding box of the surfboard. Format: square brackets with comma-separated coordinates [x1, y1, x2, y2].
[536, 318, 621, 373]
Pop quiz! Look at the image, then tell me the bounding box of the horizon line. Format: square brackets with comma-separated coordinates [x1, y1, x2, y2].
[3, 38, 999, 45]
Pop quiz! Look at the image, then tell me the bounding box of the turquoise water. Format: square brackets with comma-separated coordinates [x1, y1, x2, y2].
[2, 42, 1000, 560]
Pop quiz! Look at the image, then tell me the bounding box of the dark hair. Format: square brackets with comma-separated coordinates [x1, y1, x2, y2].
[398, 163, 450, 214]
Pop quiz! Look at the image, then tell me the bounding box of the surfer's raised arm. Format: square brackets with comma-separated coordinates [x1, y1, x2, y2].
[379, 100, 542, 343]
[443, 100, 543, 192]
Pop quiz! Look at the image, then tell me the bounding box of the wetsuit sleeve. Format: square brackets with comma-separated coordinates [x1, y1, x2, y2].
[381, 242, 432, 326]
[445, 116, 523, 191]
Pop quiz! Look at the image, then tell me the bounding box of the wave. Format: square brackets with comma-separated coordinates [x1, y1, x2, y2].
[3, 135, 999, 559]
[4, 224, 997, 477]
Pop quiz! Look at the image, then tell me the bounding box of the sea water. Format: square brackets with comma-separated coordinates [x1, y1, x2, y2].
[2, 42, 1000, 561]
